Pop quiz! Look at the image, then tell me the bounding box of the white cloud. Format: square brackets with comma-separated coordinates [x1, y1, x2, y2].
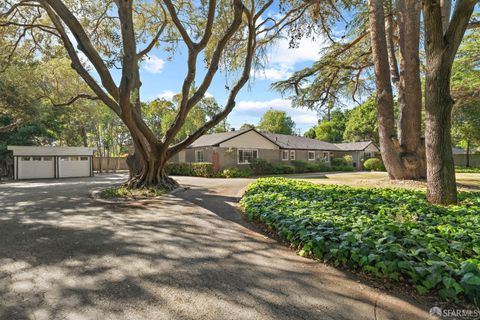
[156, 90, 175, 100]
[253, 35, 326, 82]
[251, 66, 292, 81]
[143, 55, 165, 73]
[205, 91, 213, 98]
[236, 98, 317, 125]
[268, 36, 325, 67]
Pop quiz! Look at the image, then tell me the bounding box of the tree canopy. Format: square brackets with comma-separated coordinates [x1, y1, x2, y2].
[257, 110, 296, 135]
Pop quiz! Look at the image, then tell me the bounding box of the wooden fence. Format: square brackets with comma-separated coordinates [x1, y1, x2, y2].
[93, 157, 128, 172]
[453, 154, 480, 167]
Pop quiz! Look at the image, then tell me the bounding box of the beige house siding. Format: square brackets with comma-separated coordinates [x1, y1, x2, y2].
[218, 148, 280, 168]
[219, 130, 279, 149]
[333, 143, 380, 169]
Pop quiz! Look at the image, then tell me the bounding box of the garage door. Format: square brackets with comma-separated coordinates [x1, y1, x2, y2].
[17, 156, 55, 179]
[58, 156, 91, 178]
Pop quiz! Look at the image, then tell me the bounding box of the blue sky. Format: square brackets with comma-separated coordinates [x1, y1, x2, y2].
[136, 35, 327, 134]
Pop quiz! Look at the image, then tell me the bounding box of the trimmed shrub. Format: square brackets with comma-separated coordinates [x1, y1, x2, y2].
[331, 165, 354, 172]
[222, 167, 252, 178]
[272, 164, 295, 174]
[290, 160, 309, 173]
[250, 158, 274, 175]
[305, 162, 330, 172]
[166, 162, 214, 177]
[343, 154, 353, 165]
[241, 177, 480, 304]
[331, 157, 348, 167]
[363, 158, 385, 171]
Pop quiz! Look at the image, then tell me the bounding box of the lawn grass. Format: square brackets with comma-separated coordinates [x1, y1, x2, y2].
[456, 167, 480, 174]
[301, 171, 480, 191]
[241, 177, 480, 305]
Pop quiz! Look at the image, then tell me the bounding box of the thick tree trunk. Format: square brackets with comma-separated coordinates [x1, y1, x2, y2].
[125, 155, 179, 190]
[367, 0, 425, 180]
[424, 67, 457, 204]
[422, 0, 476, 204]
[395, 0, 426, 178]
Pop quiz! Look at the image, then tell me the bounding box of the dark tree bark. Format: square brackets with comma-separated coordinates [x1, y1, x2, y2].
[367, 0, 426, 180]
[423, 0, 477, 205]
[395, 0, 426, 177]
[0, 0, 306, 190]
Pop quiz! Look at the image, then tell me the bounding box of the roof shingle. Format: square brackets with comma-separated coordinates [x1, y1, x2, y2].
[261, 132, 340, 151]
[334, 141, 374, 151]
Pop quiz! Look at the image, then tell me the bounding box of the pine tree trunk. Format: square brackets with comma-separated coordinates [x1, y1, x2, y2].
[395, 0, 426, 178]
[367, 0, 425, 180]
[424, 66, 457, 205]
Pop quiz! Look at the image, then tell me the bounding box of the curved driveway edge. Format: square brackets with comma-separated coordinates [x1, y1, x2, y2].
[0, 174, 435, 320]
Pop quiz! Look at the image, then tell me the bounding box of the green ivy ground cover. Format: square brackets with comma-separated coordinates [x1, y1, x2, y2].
[240, 177, 480, 305]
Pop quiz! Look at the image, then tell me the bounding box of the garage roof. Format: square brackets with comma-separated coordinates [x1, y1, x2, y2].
[8, 146, 96, 156]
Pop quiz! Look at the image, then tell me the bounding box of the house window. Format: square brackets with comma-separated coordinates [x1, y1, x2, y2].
[60, 156, 69, 161]
[32, 156, 42, 161]
[281, 150, 289, 161]
[364, 152, 373, 159]
[21, 157, 31, 161]
[43, 157, 52, 161]
[80, 156, 88, 161]
[323, 152, 330, 162]
[70, 156, 79, 161]
[290, 150, 295, 160]
[238, 149, 258, 164]
[195, 150, 204, 162]
[308, 151, 315, 161]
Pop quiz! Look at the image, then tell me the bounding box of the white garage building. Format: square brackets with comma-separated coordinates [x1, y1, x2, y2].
[8, 146, 96, 180]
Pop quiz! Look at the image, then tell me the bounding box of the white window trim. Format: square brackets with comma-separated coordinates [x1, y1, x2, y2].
[237, 149, 258, 164]
[281, 150, 289, 161]
[195, 149, 204, 162]
[290, 150, 295, 161]
[308, 151, 315, 161]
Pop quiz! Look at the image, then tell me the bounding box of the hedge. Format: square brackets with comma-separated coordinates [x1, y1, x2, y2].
[222, 167, 252, 178]
[249, 159, 353, 175]
[241, 178, 480, 304]
[165, 162, 214, 177]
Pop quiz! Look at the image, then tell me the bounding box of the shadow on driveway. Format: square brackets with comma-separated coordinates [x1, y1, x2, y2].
[0, 174, 433, 320]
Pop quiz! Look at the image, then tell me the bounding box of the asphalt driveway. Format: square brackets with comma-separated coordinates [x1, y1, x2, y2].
[0, 174, 434, 320]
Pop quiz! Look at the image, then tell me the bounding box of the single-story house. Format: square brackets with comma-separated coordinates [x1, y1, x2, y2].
[169, 128, 378, 171]
[8, 146, 96, 180]
[333, 141, 380, 169]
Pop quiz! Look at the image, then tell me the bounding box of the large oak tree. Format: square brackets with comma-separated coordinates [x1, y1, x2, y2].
[1, 0, 312, 189]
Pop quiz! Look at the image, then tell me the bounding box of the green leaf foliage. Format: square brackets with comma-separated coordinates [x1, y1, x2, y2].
[363, 158, 385, 171]
[240, 178, 480, 304]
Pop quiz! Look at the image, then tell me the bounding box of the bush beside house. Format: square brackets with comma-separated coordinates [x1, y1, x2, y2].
[165, 162, 215, 177]
[363, 158, 385, 171]
[166, 158, 354, 178]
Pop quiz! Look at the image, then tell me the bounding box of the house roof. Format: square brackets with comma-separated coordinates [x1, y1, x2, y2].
[188, 129, 342, 151]
[334, 141, 375, 151]
[259, 132, 341, 151]
[188, 128, 254, 148]
[7, 146, 96, 156]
